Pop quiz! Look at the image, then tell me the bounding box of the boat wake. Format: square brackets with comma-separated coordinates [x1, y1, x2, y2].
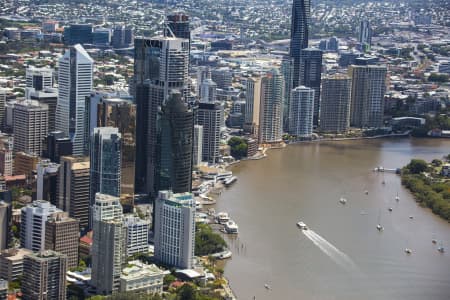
[302, 229, 359, 272]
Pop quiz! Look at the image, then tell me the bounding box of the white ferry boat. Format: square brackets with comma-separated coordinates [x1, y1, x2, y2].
[224, 176, 237, 187]
[224, 220, 239, 234]
[296, 221, 308, 230]
[216, 212, 230, 224]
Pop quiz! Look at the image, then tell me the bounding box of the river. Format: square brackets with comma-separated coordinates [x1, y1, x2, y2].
[214, 138, 450, 300]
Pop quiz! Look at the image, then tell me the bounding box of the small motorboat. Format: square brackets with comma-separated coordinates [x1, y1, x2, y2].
[388, 207, 393, 212]
[339, 197, 347, 205]
[377, 224, 383, 231]
[395, 194, 400, 201]
[297, 221, 308, 230]
[264, 283, 271, 290]
[409, 216, 414, 220]
[405, 248, 412, 254]
[432, 239, 437, 244]
[438, 246, 445, 253]
[365, 190, 369, 195]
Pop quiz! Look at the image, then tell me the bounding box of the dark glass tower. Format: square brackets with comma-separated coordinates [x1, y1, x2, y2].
[155, 90, 193, 194]
[166, 13, 190, 41]
[289, 0, 310, 88]
[299, 48, 323, 125]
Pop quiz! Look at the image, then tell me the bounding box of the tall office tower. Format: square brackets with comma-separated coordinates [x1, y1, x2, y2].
[0, 148, 13, 176]
[320, 75, 352, 133]
[26, 67, 53, 91]
[155, 91, 193, 194]
[36, 160, 59, 205]
[112, 25, 134, 49]
[22, 250, 67, 300]
[259, 70, 284, 144]
[92, 28, 111, 46]
[91, 193, 124, 295]
[166, 13, 190, 39]
[290, 0, 311, 88]
[200, 78, 217, 103]
[193, 125, 203, 166]
[20, 200, 62, 252]
[13, 100, 48, 155]
[299, 48, 322, 125]
[196, 102, 223, 164]
[244, 76, 262, 136]
[57, 156, 90, 229]
[13, 152, 39, 177]
[358, 20, 372, 46]
[97, 98, 136, 196]
[90, 127, 121, 224]
[44, 212, 79, 269]
[0, 89, 5, 129]
[288, 86, 314, 138]
[0, 201, 11, 250]
[124, 215, 150, 256]
[328, 36, 339, 52]
[134, 37, 189, 195]
[196, 66, 210, 98]
[28, 87, 58, 132]
[56, 44, 93, 156]
[154, 191, 195, 269]
[211, 68, 232, 90]
[349, 65, 387, 128]
[63, 24, 93, 45]
[43, 131, 72, 163]
[281, 57, 294, 131]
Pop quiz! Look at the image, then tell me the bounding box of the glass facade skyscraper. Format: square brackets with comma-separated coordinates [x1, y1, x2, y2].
[289, 0, 310, 88]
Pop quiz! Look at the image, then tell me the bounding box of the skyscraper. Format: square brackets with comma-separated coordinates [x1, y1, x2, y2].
[299, 48, 322, 125]
[25, 67, 53, 92]
[97, 98, 136, 196]
[57, 156, 90, 230]
[244, 76, 262, 136]
[320, 74, 352, 133]
[123, 215, 150, 257]
[288, 86, 314, 138]
[56, 44, 93, 156]
[91, 193, 125, 295]
[63, 24, 93, 45]
[13, 100, 48, 155]
[20, 200, 62, 252]
[0, 201, 11, 251]
[28, 87, 58, 132]
[43, 131, 73, 163]
[90, 127, 121, 226]
[155, 90, 193, 194]
[281, 57, 294, 131]
[259, 69, 284, 144]
[154, 191, 195, 269]
[196, 102, 223, 164]
[358, 20, 372, 47]
[22, 250, 67, 300]
[134, 37, 189, 196]
[166, 13, 190, 41]
[349, 65, 387, 128]
[290, 0, 311, 88]
[193, 125, 203, 167]
[36, 159, 59, 205]
[200, 78, 217, 103]
[44, 212, 79, 269]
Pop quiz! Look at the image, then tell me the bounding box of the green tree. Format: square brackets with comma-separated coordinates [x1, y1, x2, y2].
[195, 224, 227, 256]
[227, 137, 248, 159]
[406, 159, 428, 174]
[164, 274, 177, 286]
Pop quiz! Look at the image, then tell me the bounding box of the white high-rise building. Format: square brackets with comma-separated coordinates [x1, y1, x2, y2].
[244, 76, 262, 136]
[13, 100, 48, 155]
[193, 125, 203, 166]
[289, 86, 315, 138]
[20, 200, 62, 252]
[56, 44, 93, 155]
[259, 69, 284, 143]
[26, 67, 53, 92]
[196, 102, 223, 164]
[154, 191, 195, 269]
[196, 66, 210, 98]
[92, 193, 123, 222]
[124, 215, 150, 256]
[200, 78, 217, 103]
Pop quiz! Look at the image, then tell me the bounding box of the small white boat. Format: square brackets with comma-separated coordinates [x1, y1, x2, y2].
[438, 245, 445, 253]
[224, 176, 237, 187]
[224, 220, 239, 234]
[296, 221, 308, 230]
[216, 212, 230, 224]
[395, 194, 400, 201]
[388, 207, 393, 212]
[405, 248, 412, 254]
[339, 197, 347, 204]
[377, 224, 383, 231]
[264, 283, 271, 290]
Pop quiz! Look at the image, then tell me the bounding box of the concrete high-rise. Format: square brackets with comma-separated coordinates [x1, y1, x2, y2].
[28, 87, 58, 132]
[259, 70, 284, 144]
[22, 250, 67, 300]
[193, 125, 203, 166]
[36, 159, 59, 205]
[244, 76, 262, 136]
[44, 212, 79, 269]
[20, 200, 62, 252]
[90, 127, 121, 225]
[0, 89, 6, 129]
[13, 100, 48, 155]
[299, 48, 322, 125]
[281, 57, 294, 131]
[134, 37, 189, 196]
[288, 86, 314, 138]
[196, 102, 223, 164]
[200, 78, 217, 103]
[26, 67, 53, 92]
[56, 44, 93, 155]
[57, 156, 90, 230]
[358, 20, 372, 46]
[290, 0, 311, 88]
[124, 215, 150, 256]
[320, 75, 352, 133]
[91, 193, 125, 295]
[154, 191, 195, 269]
[43, 131, 73, 163]
[349, 65, 387, 128]
[166, 13, 190, 41]
[97, 98, 136, 196]
[155, 90, 193, 194]
[0, 201, 11, 251]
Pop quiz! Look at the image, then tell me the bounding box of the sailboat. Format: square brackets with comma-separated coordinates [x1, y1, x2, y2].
[395, 193, 400, 202]
[376, 209, 383, 231]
